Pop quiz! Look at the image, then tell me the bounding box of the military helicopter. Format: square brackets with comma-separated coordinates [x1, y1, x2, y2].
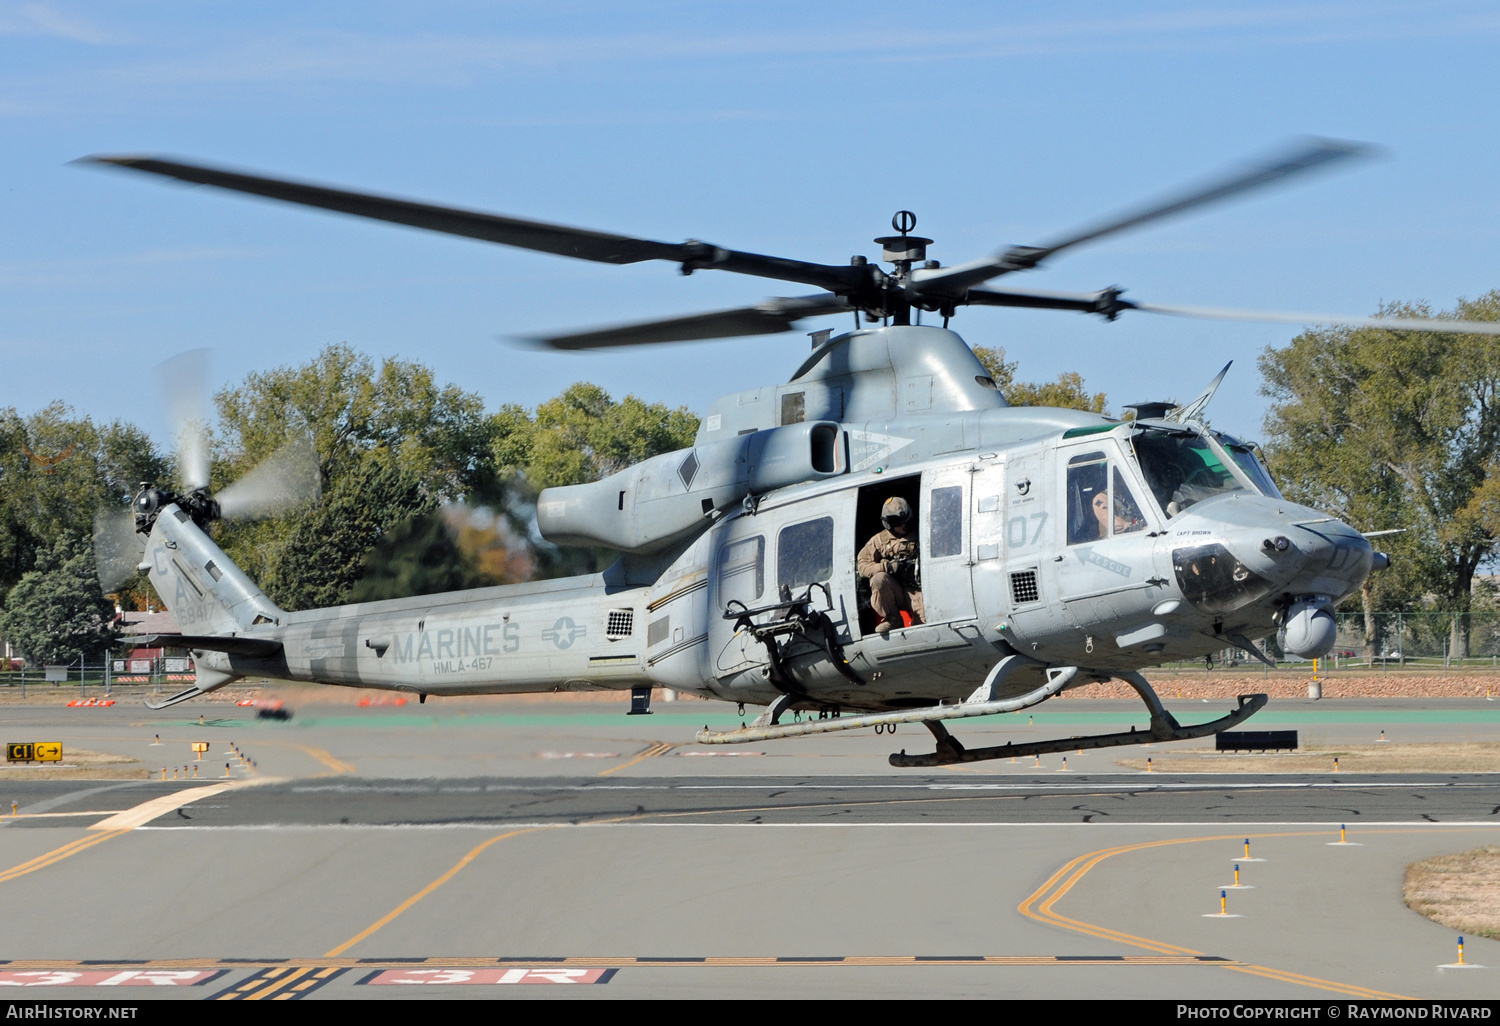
[81, 140, 1500, 767]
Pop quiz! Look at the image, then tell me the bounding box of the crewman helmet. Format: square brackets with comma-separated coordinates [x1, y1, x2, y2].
[881, 496, 913, 530]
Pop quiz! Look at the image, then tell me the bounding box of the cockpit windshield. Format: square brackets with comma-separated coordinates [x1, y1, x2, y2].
[1131, 428, 1244, 517]
[1215, 433, 1283, 499]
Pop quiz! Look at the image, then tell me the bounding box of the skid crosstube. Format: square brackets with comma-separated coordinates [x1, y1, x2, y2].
[889, 692, 1269, 767]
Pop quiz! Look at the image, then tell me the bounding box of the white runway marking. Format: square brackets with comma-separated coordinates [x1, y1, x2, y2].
[88, 783, 238, 830]
[284, 780, 1500, 794]
[134, 820, 1500, 832]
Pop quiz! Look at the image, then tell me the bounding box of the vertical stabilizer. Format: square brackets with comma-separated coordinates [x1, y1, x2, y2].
[143, 504, 283, 634]
[139, 504, 285, 707]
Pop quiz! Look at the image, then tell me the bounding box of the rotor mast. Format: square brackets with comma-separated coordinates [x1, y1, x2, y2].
[871, 210, 931, 326]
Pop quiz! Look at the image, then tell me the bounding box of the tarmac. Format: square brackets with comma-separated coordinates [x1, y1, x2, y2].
[1, 693, 1498, 1000]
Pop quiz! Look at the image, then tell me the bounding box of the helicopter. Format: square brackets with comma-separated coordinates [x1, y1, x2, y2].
[81, 139, 1500, 767]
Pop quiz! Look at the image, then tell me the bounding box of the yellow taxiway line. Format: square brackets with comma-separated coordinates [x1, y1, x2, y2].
[1019, 830, 1410, 1000]
[598, 740, 675, 776]
[0, 829, 132, 884]
[0, 783, 241, 886]
[324, 828, 543, 957]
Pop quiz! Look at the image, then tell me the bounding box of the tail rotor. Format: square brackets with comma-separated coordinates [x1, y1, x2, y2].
[94, 350, 321, 596]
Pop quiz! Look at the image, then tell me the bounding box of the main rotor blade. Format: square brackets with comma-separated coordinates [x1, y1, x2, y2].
[79, 156, 864, 294]
[528, 293, 851, 350]
[911, 138, 1375, 300]
[963, 286, 1125, 315]
[1128, 302, 1500, 335]
[1027, 137, 1375, 265]
[216, 435, 322, 519]
[965, 287, 1500, 336]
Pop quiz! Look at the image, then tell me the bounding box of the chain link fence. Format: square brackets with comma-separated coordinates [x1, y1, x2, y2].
[0, 652, 196, 697]
[1153, 611, 1500, 672]
[1329, 610, 1500, 666]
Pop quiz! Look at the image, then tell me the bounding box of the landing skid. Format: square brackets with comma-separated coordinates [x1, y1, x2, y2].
[698, 667, 1079, 745]
[695, 665, 1269, 769]
[891, 691, 1267, 767]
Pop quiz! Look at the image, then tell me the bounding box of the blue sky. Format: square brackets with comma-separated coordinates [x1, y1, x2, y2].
[3, 1, 1499, 448]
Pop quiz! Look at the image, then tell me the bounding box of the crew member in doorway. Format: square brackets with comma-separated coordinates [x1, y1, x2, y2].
[858, 497, 924, 634]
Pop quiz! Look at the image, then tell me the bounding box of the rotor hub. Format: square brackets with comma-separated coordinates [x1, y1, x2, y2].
[132, 482, 220, 534]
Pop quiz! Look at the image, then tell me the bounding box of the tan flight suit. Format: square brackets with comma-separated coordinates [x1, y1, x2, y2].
[857, 528, 924, 628]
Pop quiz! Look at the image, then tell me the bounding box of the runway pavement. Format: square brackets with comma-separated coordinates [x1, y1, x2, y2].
[0, 695, 1497, 1000]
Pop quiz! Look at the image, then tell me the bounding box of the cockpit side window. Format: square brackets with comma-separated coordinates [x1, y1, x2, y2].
[1066, 452, 1109, 544]
[1112, 468, 1147, 535]
[1132, 429, 1244, 517]
[1068, 450, 1151, 543]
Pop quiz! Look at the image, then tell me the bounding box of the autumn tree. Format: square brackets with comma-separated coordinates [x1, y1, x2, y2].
[969, 346, 1108, 414]
[1260, 292, 1500, 658]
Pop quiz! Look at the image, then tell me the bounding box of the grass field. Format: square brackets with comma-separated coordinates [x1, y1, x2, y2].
[0, 748, 147, 780]
[1405, 847, 1500, 941]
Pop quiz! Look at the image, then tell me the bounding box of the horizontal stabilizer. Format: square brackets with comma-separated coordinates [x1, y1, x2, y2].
[134, 634, 283, 658]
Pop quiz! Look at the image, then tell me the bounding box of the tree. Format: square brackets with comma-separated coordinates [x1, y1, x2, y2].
[491, 383, 699, 490]
[970, 346, 1109, 414]
[0, 402, 167, 610]
[0, 538, 116, 666]
[488, 383, 700, 578]
[214, 343, 493, 499]
[263, 451, 437, 610]
[1260, 292, 1500, 658]
[211, 345, 495, 603]
[347, 512, 485, 603]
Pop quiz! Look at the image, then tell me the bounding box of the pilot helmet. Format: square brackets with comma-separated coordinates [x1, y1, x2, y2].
[1113, 495, 1143, 527]
[881, 496, 913, 530]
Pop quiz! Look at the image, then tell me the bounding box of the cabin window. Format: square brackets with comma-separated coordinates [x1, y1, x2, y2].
[929, 485, 964, 557]
[1217, 435, 1283, 498]
[718, 535, 765, 607]
[777, 517, 834, 593]
[780, 391, 806, 425]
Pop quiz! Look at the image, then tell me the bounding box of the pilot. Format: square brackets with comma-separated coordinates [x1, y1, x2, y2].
[1092, 489, 1147, 539]
[858, 496, 924, 634]
[1091, 491, 1112, 540]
